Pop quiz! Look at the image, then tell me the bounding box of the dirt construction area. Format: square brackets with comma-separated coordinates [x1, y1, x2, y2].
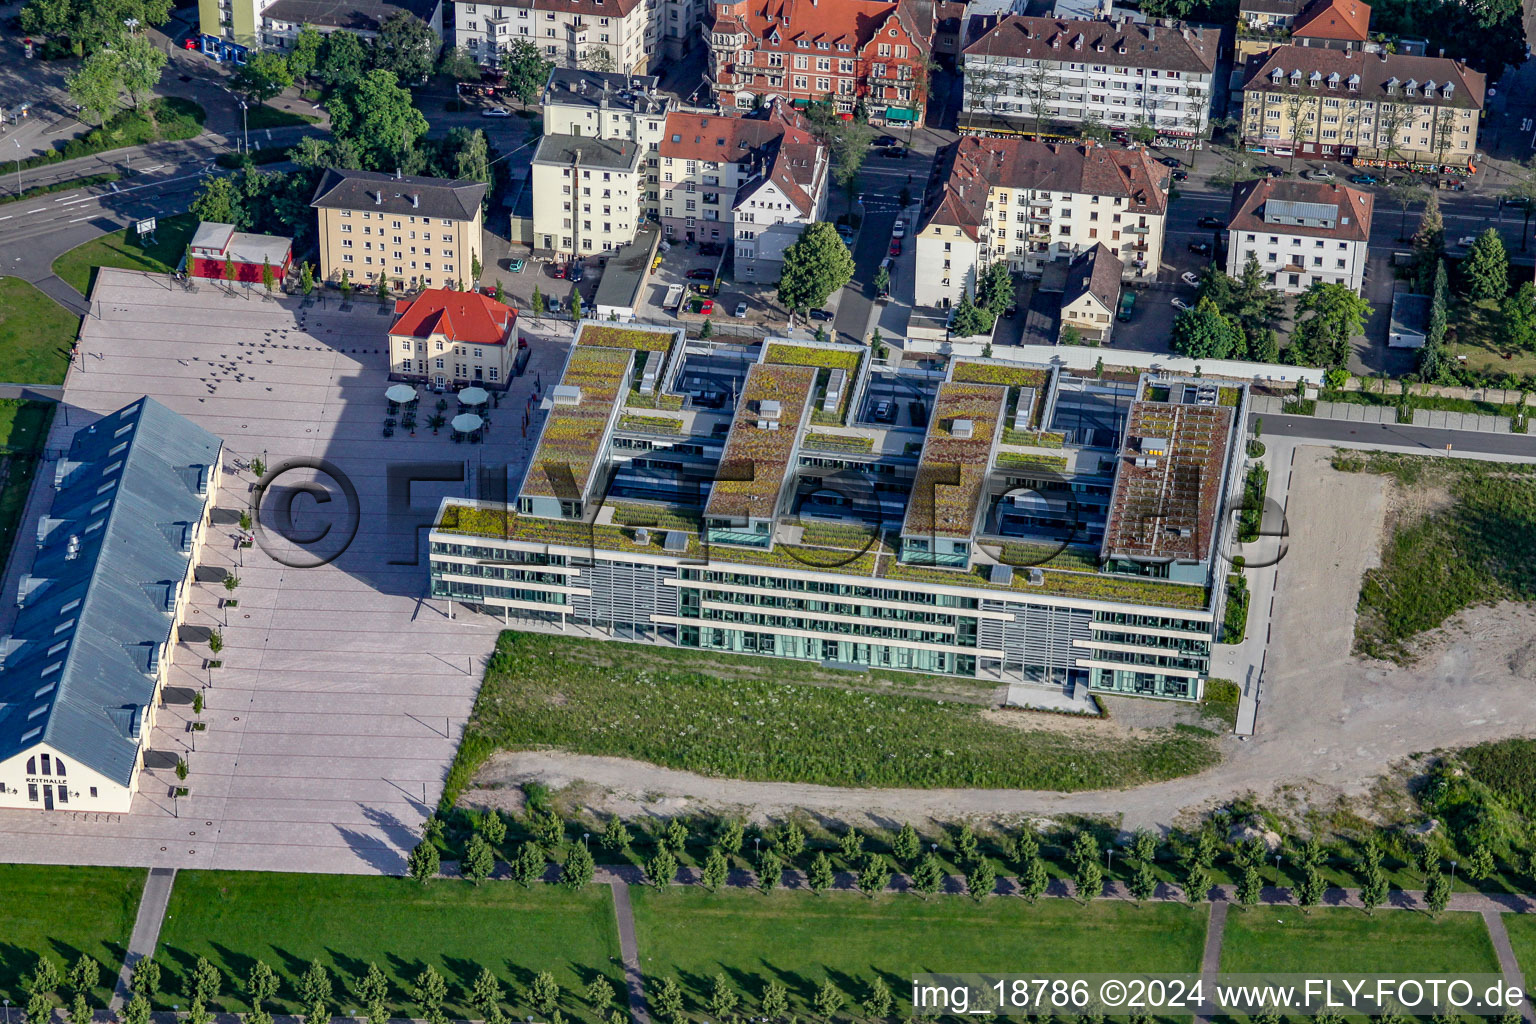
[469, 446, 1536, 832]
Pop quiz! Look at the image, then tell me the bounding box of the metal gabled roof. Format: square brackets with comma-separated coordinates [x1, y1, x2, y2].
[0, 398, 222, 787]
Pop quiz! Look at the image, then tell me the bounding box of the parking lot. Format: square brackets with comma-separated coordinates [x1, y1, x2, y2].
[0, 269, 569, 873]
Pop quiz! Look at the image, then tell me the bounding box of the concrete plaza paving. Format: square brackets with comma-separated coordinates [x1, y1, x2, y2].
[0, 270, 571, 873]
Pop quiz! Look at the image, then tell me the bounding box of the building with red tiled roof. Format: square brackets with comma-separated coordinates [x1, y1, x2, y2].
[657, 104, 829, 279]
[1291, 0, 1370, 45]
[960, 15, 1218, 139]
[914, 137, 1170, 307]
[707, 0, 931, 125]
[388, 288, 521, 390]
[1224, 178, 1373, 294]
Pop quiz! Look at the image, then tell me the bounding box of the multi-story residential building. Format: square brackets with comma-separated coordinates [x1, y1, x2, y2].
[658, 106, 828, 277]
[1225, 178, 1373, 294]
[1058, 243, 1122, 343]
[539, 68, 671, 222]
[198, 0, 441, 62]
[0, 398, 222, 813]
[311, 168, 487, 292]
[531, 134, 647, 258]
[708, 0, 932, 126]
[428, 321, 1251, 701]
[1240, 47, 1485, 169]
[960, 16, 1219, 140]
[455, 0, 659, 72]
[914, 137, 1170, 308]
[1237, 0, 1370, 59]
[389, 288, 521, 390]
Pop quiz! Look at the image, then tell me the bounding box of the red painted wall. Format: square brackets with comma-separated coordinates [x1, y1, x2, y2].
[191, 254, 292, 283]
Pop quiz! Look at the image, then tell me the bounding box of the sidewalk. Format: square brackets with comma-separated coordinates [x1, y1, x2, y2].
[1251, 391, 1526, 436]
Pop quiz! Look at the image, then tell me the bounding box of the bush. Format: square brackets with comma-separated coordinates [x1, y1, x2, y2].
[1461, 738, 1536, 818]
[0, 172, 119, 205]
[19, 98, 205, 171]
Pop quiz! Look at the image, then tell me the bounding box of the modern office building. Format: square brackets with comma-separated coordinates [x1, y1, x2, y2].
[428, 321, 1250, 701]
[198, 0, 441, 62]
[389, 288, 521, 390]
[1225, 177, 1373, 294]
[311, 168, 488, 292]
[1239, 46, 1484, 168]
[0, 398, 223, 812]
[960, 15, 1219, 140]
[914, 137, 1170, 308]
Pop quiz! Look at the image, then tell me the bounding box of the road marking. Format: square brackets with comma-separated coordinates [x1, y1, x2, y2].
[61, 197, 93, 206]
[0, 215, 11, 221]
[141, 163, 167, 172]
[69, 215, 92, 222]
[52, 192, 81, 202]
[23, 208, 47, 215]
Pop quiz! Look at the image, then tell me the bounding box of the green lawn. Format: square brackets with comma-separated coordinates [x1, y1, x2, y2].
[0, 399, 56, 572]
[630, 887, 1207, 1015]
[52, 213, 199, 296]
[0, 863, 145, 1005]
[244, 104, 320, 130]
[447, 632, 1221, 803]
[1504, 912, 1536, 980]
[1220, 906, 1499, 974]
[156, 872, 623, 1018]
[0, 277, 80, 384]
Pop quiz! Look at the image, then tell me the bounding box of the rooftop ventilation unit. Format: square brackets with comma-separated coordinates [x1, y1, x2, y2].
[951, 418, 974, 439]
[1028, 568, 1045, 586]
[663, 530, 688, 552]
[634, 526, 651, 545]
[1013, 387, 1037, 430]
[822, 368, 846, 413]
[552, 384, 583, 405]
[756, 399, 782, 429]
[989, 563, 1013, 585]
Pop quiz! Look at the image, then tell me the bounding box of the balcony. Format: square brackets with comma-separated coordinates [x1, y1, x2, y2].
[1124, 224, 1149, 235]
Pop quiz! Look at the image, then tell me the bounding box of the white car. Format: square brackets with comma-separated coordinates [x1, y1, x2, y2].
[481, 107, 511, 118]
[892, 219, 906, 239]
[1172, 298, 1191, 311]
[1181, 271, 1200, 286]
[733, 302, 748, 318]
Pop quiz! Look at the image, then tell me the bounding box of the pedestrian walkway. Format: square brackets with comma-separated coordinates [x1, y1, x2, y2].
[110, 868, 177, 1011]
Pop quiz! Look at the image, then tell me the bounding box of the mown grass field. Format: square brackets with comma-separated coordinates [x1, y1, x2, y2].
[1220, 906, 1499, 974]
[1334, 452, 1536, 662]
[629, 887, 1208, 1017]
[448, 632, 1221, 802]
[53, 213, 198, 296]
[0, 277, 79, 384]
[0, 399, 56, 573]
[156, 872, 622, 1018]
[0, 864, 144, 1005]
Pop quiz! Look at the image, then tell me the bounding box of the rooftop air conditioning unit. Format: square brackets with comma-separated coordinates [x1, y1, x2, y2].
[634, 526, 651, 545]
[1028, 568, 1045, 586]
[552, 384, 583, 405]
[951, 418, 974, 439]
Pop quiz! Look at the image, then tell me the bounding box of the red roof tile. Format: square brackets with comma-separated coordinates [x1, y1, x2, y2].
[388, 289, 518, 347]
[1291, 0, 1370, 41]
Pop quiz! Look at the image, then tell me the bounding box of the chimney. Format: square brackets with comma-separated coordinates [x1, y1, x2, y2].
[395, 166, 403, 180]
[411, 193, 420, 209]
[374, 190, 382, 205]
[1438, 47, 1444, 57]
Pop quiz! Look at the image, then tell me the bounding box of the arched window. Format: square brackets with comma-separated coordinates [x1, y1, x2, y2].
[40, 753, 51, 775]
[26, 756, 35, 774]
[55, 760, 66, 777]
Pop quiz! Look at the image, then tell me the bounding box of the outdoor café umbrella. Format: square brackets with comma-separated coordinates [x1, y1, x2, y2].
[458, 386, 489, 406]
[386, 384, 417, 403]
[451, 413, 484, 434]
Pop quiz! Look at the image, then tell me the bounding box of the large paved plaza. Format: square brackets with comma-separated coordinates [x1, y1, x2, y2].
[0, 270, 569, 873]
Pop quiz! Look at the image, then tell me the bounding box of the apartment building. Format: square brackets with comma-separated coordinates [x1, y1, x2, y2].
[914, 137, 1170, 308]
[0, 399, 222, 813]
[708, 0, 932, 125]
[531, 134, 646, 258]
[311, 168, 487, 291]
[1059, 243, 1122, 343]
[539, 68, 670, 222]
[1240, 46, 1485, 169]
[454, 0, 669, 73]
[429, 322, 1250, 701]
[658, 106, 828, 277]
[389, 288, 521, 390]
[1225, 178, 1372, 294]
[960, 16, 1219, 139]
[1237, 0, 1370, 59]
[198, 0, 441, 61]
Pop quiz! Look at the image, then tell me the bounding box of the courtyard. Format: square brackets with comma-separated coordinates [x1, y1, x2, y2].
[0, 270, 569, 873]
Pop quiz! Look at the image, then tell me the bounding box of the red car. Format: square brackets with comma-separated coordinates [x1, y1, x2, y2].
[889, 238, 902, 256]
[551, 262, 567, 279]
[699, 299, 714, 315]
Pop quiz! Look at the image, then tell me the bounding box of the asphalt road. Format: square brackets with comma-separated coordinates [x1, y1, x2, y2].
[1256, 411, 1536, 458]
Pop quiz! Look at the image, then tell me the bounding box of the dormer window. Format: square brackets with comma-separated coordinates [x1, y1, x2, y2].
[1270, 67, 1283, 84]
[1327, 72, 1339, 88]
[1424, 79, 1436, 94]
[1346, 73, 1360, 91]
[1405, 79, 1418, 96]
[1309, 70, 1321, 87]
[1289, 70, 1302, 86]
[1385, 76, 1399, 94]
[1442, 82, 1455, 99]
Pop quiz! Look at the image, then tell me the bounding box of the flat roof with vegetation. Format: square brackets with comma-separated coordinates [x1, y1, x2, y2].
[901, 383, 1007, 539]
[1102, 398, 1233, 562]
[704, 363, 818, 521]
[521, 344, 633, 501]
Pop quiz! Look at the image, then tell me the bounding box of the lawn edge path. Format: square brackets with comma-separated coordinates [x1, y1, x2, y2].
[110, 868, 177, 1012]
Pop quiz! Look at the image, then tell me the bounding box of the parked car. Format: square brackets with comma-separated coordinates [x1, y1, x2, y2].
[1171, 170, 1189, 182]
[1180, 271, 1200, 286]
[871, 399, 896, 423]
[1188, 241, 1212, 256]
[879, 147, 906, 158]
[1196, 215, 1224, 229]
[837, 225, 855, 244]
[889, 238, 902, 256]
[1439, 177, 1466, 191]
[551, 262, 567, 279]
[569, 262, 585, 283]
[1171, 297, 1190, 310]
[1348, 173, 1378, 185]
[1159, 156, 1182, 168]
[733, 301, 748, 318]
[506, 257, 526, 272]
[686, 268, 715, 280]
[1258, 165, 1284, 178]
[693, 282, 713, 295]
[1004, 303, 1019, 318]
[892, 219, 906, 238]
[547, 296, 562, 314]
[699, 299, 714, 315]
[808, 308, 834, 322]
[873, 135, 899, 147]
[481, 107, 511, 118]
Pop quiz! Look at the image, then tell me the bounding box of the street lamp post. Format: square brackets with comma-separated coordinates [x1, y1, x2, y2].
[239, 99, 249, 153]
[13, 138, 21, 198]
